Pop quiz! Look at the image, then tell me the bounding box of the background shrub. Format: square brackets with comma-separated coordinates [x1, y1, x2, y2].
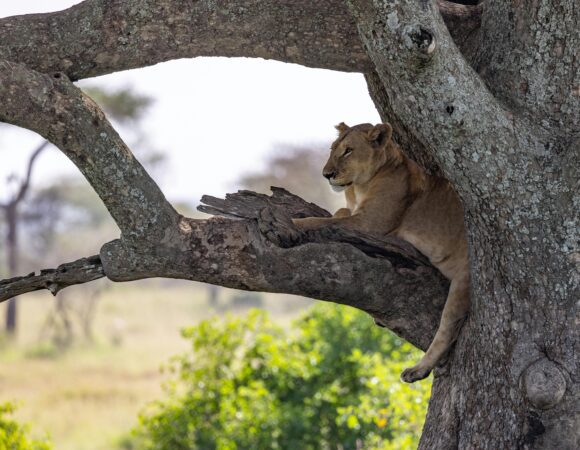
[0, 402, 52, 450]
[130, 304, 430, 450]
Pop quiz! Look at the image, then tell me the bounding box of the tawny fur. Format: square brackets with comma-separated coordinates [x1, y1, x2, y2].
[293, 122, 470, 383]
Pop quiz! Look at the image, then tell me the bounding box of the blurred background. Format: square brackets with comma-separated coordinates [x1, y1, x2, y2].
[0, 2, 429, 450]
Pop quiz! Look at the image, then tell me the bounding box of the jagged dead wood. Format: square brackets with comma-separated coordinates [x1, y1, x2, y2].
[0, 256, 104, 302]
[199, 187, 430, 267]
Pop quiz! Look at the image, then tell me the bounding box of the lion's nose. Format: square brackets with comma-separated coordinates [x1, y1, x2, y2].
[323, 170, 336, 180]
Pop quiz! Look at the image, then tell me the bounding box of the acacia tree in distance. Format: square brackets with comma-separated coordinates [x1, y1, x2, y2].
[1, 141, 49, 335]
[0, 1, 577, 449]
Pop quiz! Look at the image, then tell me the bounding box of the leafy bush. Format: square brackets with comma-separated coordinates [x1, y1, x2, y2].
[0, 402, 52, 450]
[130, 304, 430, 449]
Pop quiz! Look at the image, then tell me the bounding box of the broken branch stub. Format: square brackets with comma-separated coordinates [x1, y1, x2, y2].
[0, 256, 104, 302]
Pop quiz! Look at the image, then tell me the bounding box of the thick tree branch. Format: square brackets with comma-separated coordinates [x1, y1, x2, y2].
[0, 188, 449, 351]
[0, 61, 179, 242]
[0, 0, 372, 79]
[0, 0, 480, 81]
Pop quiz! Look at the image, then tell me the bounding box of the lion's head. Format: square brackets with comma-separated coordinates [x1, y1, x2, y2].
[322, 122, 397, 192]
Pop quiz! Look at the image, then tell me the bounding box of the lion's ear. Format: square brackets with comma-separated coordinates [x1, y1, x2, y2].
[335, 122, 349, 135]
[368, 123, 393, 147]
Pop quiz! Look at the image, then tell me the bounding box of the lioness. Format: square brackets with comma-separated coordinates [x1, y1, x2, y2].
[293, 122, 469, 383]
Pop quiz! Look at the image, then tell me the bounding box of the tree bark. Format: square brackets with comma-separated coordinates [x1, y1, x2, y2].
[0, 0, 371, 79]
[0, 0, 577, 448]
[0, 0, 478, 81]
[472, 0, 580, 136]
[0, 256, 105, 301]
[345, 0, 579, 448]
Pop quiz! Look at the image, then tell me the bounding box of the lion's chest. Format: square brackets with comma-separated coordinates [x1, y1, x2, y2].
[347, 185, 367, 213]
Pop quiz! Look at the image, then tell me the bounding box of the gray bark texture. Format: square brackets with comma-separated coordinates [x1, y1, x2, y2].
[0, 1, 577, 449]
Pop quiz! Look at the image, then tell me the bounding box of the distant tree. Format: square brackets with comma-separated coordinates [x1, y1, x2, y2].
[1, 141, 49, 335]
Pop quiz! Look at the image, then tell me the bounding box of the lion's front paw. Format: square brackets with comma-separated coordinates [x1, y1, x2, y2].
[257, 208, 302, 246]
[401, 365, 432, 383]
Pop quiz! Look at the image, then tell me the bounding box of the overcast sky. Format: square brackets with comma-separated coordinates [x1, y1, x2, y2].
[0, 1, 379, 204]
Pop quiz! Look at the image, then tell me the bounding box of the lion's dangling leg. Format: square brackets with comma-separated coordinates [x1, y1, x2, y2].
[401, 273, 470, 383]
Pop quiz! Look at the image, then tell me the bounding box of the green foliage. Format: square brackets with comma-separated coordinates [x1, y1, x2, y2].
[0, 402, 52, 450]
[131, 304, 430, 449]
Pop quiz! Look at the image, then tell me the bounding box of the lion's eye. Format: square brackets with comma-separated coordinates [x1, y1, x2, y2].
[343, 148, 353, 157]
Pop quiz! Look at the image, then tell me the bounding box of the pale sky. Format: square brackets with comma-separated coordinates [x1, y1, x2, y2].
[0, 1, 379, 204]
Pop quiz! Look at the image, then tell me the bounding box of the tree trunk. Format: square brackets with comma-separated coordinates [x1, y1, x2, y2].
[346, 1, 579, 448]
[365, 53, 578, 450]
[361, 116, 578, 448]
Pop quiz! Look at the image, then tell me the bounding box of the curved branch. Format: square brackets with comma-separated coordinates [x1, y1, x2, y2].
[0, 0, 372, 79]
[0, 61, 179, 241]
[100, 188, 448, 350]
[0, 0, 480, 80]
